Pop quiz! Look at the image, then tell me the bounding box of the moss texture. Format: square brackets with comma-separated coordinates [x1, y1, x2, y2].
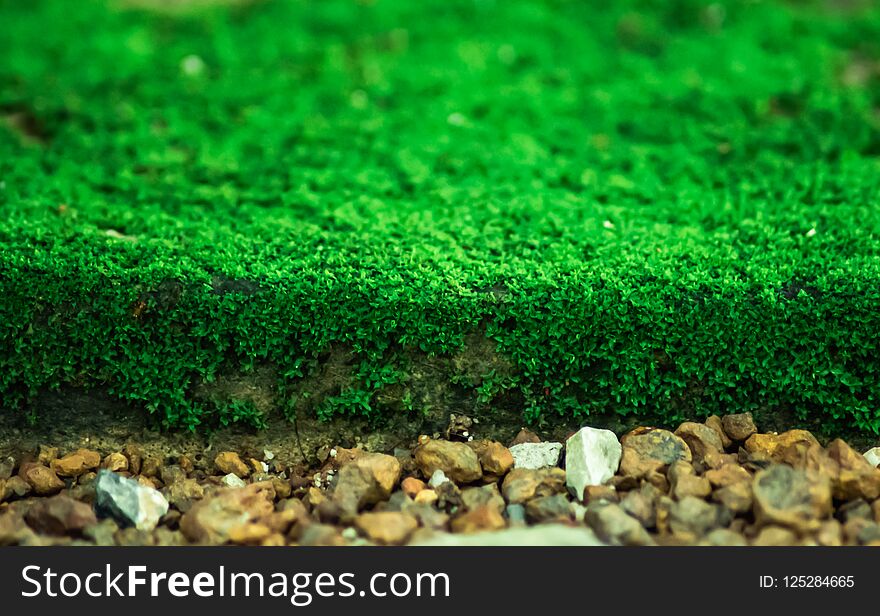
[1, 0, 879, 432]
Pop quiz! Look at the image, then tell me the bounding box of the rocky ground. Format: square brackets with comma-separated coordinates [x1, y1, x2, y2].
[2, 412, 880, 546]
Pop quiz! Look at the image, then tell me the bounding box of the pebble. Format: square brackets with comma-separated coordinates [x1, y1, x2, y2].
[744, 430, 820, 466]
[501, 468, 567, 504]
[428, 469, 449, 488]
[52, 449, 101, 478]
[620, 427, 692, 472]
[20, 463, 65, 495]
[451, 505, 506, 533]
[401, 476, 426, 498]
[752, 464, 831, 533]
[222, 473, 247, 488]
[332, 452, 401, 515]
[214, 452, 250, 478]
[5, 476, 32, 499]
[584, 502, 654, 546]
[467, 440, 514, 476]
[25, 495, 97, 536]
[180, 482, 275, 544]
[674, 422, 724, 462]
[102, 452, 129, 472]
[565, 427, 621, 500]
[508, 442, 563, 470]
[414, 439, 482, 484]
[95, 470, 169, 531]
[525, 494, 572, 523]
[721, 412, 757, 441]
[355, 511, 418, 545]
[704, 416, 732, 449]
[666, 496, 729, 541]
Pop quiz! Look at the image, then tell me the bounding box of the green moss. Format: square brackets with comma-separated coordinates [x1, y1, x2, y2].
[1, 0, 879, 433]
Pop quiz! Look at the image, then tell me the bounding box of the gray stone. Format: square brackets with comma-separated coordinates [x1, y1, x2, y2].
[221, 473, 247, 488]
[428, 469, 449, 488]
[414, 524, 606, 546]
[565, 427, 622, 500]
[509, 442, 563, 469]
[585, 501, 654, 546]
[95, 470, 169, 531]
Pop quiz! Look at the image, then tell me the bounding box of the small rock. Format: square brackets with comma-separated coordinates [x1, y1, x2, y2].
[467, 440, 514, 476]
[826, 439, 880, 501]
[721, 412, 757, 441]
[25, 496, 97, 536]
[355, 511, 418, 545]
[163, 479, 205, 513]
[752, 465, 831, 533]
[415, 440, 482, 484]
[704, 463, 751, 488]
[38, 445, 59, 465]
[620, 485, 658, 528]
[712, 481, 753, 514]
[525, 494, 572, 523]
[403, 502, 449, 530]
[160, 465, 187, 485]
[95, 470, 170, 531]
[401, 477, 426, 498]
[414, 489, 438, 505]
[20, 463, 65, 495]
[332, 452, 401, 515]
[501, 468, 567, 504]
[674, 422, 724, 462]
[5, 476, 31, 499]
[451, 505, 506, 533]
[565, 427, 621, 500]
[510, 428, 541, 446]
[668, 461, 711, 500]
[214, 452, 250, 478]
[222, 473, 247, 488]
[123, 445, 142, 476]
[102, 453, 129, 473]
[705, 416, 732, 449]
[620, 427, 692, 474]
[509, 442, 563, 470]
[428, 469, 449, 488]
[52, 449, 101, 478]
[461, 484, 505, 513]
[744, 430, 820, 467]
[180, 482, 275, 544]
[585, 502, 654, 546]
[864, 447, 880, 468]
[140, 457, 162, 478]
[667, 496, 729, 541]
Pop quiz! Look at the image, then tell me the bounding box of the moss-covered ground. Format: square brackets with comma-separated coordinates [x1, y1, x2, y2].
[1, 0, 879, 434]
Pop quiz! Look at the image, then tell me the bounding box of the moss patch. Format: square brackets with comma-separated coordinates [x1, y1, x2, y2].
[1, 0, 879, 433]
